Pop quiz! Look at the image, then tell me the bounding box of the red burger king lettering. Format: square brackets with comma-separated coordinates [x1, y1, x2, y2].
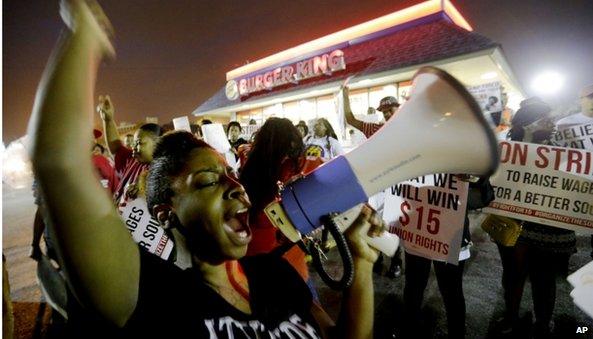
[235, 49, 345, 97]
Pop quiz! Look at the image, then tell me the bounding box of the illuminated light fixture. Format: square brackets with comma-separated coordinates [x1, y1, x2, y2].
[531, 71, 564, 95]
[480, 72, 498, 80]
[359, 79, 372, 85]
[226, 0, 472, 80]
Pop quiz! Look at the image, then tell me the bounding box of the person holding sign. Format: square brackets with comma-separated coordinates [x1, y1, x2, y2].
[555, 84, 593, 138]
[401, 175, 494, 339]
[494, 98, 577, 337]
[555, 84, 593, 268]
[28, 1, 383, 337]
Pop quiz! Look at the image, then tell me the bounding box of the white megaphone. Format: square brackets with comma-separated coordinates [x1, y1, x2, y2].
[265, 66, 498, 259]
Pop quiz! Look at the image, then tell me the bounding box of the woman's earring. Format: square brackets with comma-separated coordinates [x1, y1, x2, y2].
[153, 204, 174, 230]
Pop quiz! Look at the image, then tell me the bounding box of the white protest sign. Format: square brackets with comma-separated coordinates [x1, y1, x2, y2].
[383, 174, 469, 264]
[554, 122, 593, 150]
[483, 141, 593, 232]
[467, 81, 502, 114]
[202, 123, 232, 153]
[120, 198, 174, 260]
[568, 260, 593, 318]
[172, 116, 191, 132]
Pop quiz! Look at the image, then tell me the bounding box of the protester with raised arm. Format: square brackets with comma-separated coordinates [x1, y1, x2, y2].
[28, 2, 383, 337]
[97, 92, 163, 206]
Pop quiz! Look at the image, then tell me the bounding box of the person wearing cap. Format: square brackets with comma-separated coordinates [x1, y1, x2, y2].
[493, 97, 577, 336]
[555, 84, 593, 260]
[555, 83, 593, 140]
[343, 87, 403, 278]
[343, 87, 400, 138]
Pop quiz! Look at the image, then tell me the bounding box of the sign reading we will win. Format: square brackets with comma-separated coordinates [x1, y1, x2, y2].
[483, 141, 593, 232]
[383, 174, 469, 264]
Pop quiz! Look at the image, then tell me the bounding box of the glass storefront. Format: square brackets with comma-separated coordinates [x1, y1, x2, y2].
[235, 80, 408, 139]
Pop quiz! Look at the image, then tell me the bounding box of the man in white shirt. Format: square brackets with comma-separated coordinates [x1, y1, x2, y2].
[556, 84, 593, 131]
[555, 84, 593, 260]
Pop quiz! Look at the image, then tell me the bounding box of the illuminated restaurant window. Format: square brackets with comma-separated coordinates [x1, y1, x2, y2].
[316, 94, 343, 140]
[282, 101, 300, 124]
[348, 88, 369, 115]
[397, 80, 413, 104]
[369, 84, 397, 107]
[316, 95, 336, 120]
[263, 103, 283, 120]
[299, 99, 317, 125]
[237, 108, 263, 125]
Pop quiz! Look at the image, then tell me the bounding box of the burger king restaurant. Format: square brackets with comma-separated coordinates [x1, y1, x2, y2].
[193, 0, 525, 145]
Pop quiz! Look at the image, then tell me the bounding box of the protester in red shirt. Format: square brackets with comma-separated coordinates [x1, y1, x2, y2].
[97, 95, 162, 206]
[239, 118, 324, 283]
[92, 142, 118, 193]
[343, 86, 400, 138]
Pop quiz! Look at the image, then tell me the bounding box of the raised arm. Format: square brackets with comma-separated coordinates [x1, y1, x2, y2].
[342, 87, 364, 132]
[97, 94, 123, 155]
[27, 0, 139, 326]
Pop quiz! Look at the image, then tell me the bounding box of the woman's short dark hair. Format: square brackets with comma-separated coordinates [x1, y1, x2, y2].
[227, 121, 242, 134]
[295, 121, 308, 136]
[146, 131, 213, 213]
[139, 123, 164, 137]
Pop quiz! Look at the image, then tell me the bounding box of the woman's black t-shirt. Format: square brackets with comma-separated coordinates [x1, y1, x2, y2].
[123, 251, 322, 338]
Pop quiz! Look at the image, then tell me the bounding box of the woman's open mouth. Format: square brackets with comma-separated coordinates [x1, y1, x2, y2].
[223, 208, 252, 246]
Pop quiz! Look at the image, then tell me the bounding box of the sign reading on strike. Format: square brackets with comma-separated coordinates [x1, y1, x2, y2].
[483, 141, 593, 232]
[383, 174, 469, 264]
[554, 122, 593, 150]
[121, 198, 174, 260]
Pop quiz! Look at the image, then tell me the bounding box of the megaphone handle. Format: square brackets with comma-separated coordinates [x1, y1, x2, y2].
[364, 232, 399, 258]
[331, 204, 399, 257]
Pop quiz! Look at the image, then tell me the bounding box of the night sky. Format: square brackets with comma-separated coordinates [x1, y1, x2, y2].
[3, 0, 593, 143]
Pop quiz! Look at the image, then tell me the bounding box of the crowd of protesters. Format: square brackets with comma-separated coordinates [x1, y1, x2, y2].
[8, 1, 593, 339]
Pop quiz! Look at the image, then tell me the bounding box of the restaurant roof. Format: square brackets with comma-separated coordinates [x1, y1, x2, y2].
[195, 13, 497, 115]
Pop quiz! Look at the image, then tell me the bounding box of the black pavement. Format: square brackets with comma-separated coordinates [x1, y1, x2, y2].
[311, 214, 593, 339]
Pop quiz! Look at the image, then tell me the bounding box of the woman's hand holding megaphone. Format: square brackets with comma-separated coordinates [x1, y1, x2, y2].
[343, 204, 384, 264]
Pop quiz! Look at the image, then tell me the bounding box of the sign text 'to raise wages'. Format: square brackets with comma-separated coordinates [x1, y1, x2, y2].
[483, 141, 593, 232]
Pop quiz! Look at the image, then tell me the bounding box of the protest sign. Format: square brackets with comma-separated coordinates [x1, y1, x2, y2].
[120, 198, 174, 260]
[483, 141, 593, 232]
[554, 122, 593, 150]
[172, 116, 191, 132]
[383, 174, 469, 264]
[467, 81, 502, 114]
[202, 123, 232, 153]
